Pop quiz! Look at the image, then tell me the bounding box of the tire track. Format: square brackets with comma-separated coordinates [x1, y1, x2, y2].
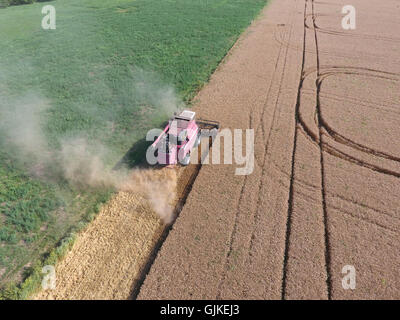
[269, 154, 400, 222]
[273, 24, 400, 62]
[248, 0, 298, 256]
[281, 0, 308, 300]
[305, 13, 400, 43]
[311, 0, 333, 300]
[216, 1, 297, 298]
[290, 184, 400, 236]
[301, 89, 400, 117]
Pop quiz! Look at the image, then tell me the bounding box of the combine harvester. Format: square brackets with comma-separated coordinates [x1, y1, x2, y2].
[151, 110, 219, 167]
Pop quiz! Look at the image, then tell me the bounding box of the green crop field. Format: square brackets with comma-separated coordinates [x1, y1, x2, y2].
[0, 0, 267, 297]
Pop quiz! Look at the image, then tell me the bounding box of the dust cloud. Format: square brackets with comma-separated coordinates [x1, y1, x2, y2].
[0, 68, 181, 223]
[131, 67, 185, 116]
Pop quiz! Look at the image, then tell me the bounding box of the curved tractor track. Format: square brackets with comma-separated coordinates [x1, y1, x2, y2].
[299, 67, 400, 177]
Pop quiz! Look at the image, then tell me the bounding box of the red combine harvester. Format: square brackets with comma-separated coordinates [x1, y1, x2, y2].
[151, 110, 219, 166]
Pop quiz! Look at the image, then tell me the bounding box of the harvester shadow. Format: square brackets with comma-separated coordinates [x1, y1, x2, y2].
[113, 119, 173, 170]
[113, 137, 152, 170]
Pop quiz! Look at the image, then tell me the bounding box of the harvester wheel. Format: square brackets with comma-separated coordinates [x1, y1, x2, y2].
[180, 153, 191, 166]
[194, 133, 201, 148]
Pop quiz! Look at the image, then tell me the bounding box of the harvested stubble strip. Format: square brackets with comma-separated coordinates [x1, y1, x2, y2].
[34, 169, 178, 300]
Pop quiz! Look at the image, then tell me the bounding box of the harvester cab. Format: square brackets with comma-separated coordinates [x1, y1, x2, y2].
[151, 110, 219, 166]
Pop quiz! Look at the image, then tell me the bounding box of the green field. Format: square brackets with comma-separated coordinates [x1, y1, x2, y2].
[0, 0, 267, 296]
